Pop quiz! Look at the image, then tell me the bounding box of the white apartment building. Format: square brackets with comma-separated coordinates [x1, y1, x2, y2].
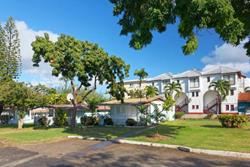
[124, 66, 248, 114]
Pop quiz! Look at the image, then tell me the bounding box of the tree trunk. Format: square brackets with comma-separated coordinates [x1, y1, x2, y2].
[70, 103, 77, 129]
[18, 118, 24, 129]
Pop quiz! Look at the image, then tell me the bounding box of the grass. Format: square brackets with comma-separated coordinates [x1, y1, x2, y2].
[127, 120, 250, 153]
[0, 125, 142, 144]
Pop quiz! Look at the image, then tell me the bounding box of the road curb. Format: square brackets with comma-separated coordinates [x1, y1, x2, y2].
[115, 139, 250, 159]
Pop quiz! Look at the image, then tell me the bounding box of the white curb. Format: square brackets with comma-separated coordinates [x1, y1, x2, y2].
[116, 139, 250, 159]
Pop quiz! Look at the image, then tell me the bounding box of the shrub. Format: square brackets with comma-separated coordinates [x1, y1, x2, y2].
[204, 113, 217, 120]
[35, 116, 50, 129]
[125, 118, 137, 126]
[0, 115, 11, 125]
[218, 114, 248, 128]
[54, 109, 68, 127]
[175, 111, 185, 119]
[81, 115, 99, 126]
[104, 117, 113, 126]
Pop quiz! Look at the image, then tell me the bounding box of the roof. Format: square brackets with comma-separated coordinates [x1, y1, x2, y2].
[96, 105, 111, 111]
[48, 104, 88, 110]
[102, 96, 164, 105]
[202, 66, 239, 75]
[31, 108, 49, 114]
[173, 69, 201, 78]
[238, 93, 250, 102]
[148, 73, 172, 81]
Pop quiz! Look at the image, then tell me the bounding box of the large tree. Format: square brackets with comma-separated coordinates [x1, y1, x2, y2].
[31, 33, 130, 128]
[0, 17, 21, 80]
[110, 0, 250, 56]
[0, 80, 47, 129]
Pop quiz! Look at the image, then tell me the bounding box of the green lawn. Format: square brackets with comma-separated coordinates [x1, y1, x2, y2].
[127, 120, 250, 153]
[0, 125, 141, 144]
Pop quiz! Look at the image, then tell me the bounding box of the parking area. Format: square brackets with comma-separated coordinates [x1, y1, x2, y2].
[0, 139, 250, 167]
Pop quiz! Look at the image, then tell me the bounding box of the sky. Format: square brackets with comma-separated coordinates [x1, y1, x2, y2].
[0, 0, 249, 91]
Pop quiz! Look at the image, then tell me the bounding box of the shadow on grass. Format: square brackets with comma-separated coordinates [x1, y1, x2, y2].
[62, 126, 145, 140]
[0, 124, 34, 129]
[201, 125, 222, 128]
[128, 124, 186, 139]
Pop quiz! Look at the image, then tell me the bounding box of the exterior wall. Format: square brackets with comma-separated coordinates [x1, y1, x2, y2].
[124, 70, 248, 114]
[109, 100, 175, 125]
[110, 104, 138, 125]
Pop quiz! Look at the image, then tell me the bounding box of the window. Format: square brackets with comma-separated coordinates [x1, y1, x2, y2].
[176, 80, 180, 83]
[152, 82, 155, 86]
[190, 77, 199, 88]
[129, 83, 133, 87]
[192, 105, 195, 109]
[196, 105, 199, 109]
[196, 92, 199, 97]
[230, 105, 234, 111]
[223, 75, 235, 85]
[192, 92, 195, 97]
[163, 79, 170, 85]
[230, 90, 234, 96]
[226, 105, 230, 111]
[207, 76, 210, 82]
[48, 109, 53, 117]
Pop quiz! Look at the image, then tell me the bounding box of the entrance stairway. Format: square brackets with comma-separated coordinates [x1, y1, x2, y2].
[176, 99, 188, 112]
[204, 99, 219, 114]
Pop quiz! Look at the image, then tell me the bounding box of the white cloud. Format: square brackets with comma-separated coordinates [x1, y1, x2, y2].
[201, 40, 250, 74]
[15, 21, 64, 87]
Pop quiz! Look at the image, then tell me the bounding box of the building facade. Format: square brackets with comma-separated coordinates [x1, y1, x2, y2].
[124, 66, 248, 114]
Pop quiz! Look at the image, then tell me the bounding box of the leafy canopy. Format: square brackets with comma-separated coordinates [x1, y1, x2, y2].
[32, 33, 130, 102]
[110, 0, 250, 55]
[209, 79, 230, 100]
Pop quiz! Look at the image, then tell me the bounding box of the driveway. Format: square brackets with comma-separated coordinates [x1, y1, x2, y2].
[0, 139, 250, 167]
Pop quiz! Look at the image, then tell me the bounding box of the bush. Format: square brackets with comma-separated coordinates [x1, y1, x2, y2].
[0, 115, 11, 125]
[125, 118, 137, 126]
[218, 114, 248, 128]
[35, 116, 50, 129]
[104, 117, 113, 126]
[81, 115, 99, 126]
[204, 113, 217, 120]
[54, 109, 68, 127]
[175, 111, 185, 119]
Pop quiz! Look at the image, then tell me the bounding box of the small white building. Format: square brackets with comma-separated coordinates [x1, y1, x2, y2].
[124, 66, 249, 114]
[102, 96, 174, 125]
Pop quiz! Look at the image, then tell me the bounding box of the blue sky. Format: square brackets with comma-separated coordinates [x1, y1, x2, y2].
[0, 0, 249, 88]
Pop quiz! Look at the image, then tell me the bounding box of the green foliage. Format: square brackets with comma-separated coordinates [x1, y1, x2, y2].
[175, 111, 185, 119]
[218, 114, 248, 128]
[163, 95, 175, 111]
[32, 33, 129, 127]
[80, 115, 99, 126]
[150, 104, 166, 125]
[0, 115, 12, 124]
[127, 89, 145, 98]
[164, 81, 182, 97]
[125, 118, 137, 126]
[104, 117, 114, 126]
[35, 116, 50, 129]
[136, 104, 150, 125]
[134, 68, 148, 87]
[110, 0, 249, 56]
[145, 85, 158, 98]
[0, 16, 21, 80]
[53, 109, 68, 127]
[209, 80, 230, 100]
[47, 93, 68, 105]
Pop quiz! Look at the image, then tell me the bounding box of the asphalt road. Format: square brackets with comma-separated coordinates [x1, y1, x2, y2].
[0, 139, 250, 167]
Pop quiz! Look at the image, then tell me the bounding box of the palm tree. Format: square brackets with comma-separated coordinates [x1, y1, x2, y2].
[209, 80, 230, 101]
[134, 68, 148, 88]
[164, 81, 182, 97]
[209, 80, 230, 114]
[145, 85, 158, 98]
